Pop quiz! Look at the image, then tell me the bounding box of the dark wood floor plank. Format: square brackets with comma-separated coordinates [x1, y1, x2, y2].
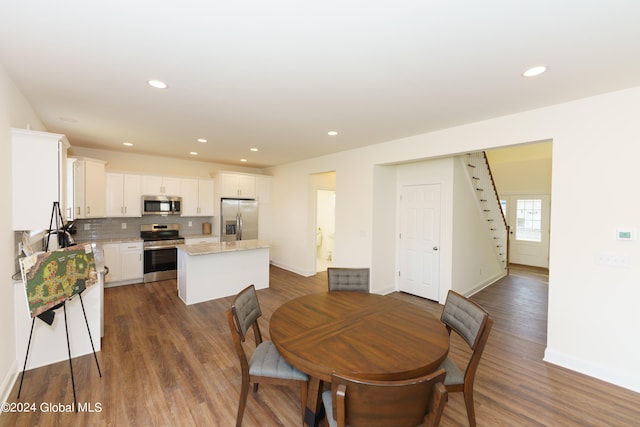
[2, 265, 638, 426]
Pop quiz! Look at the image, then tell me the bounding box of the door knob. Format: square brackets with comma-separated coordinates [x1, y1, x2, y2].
[433, 246, 439, 251]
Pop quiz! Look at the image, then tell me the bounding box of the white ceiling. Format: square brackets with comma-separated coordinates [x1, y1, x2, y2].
[1, 1, 640, 168]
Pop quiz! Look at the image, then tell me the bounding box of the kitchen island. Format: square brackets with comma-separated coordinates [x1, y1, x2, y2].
[176, 239, 270, 305]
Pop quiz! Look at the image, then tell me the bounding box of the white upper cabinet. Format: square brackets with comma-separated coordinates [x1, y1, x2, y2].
[106, 173, 141, 217]
[255, 175, 273, 204]
[181, 178, 214, 216]
[12, 129, 70, 230]
[71, 157, 107, 219]
[140, 175, 181, 196]
[217, 173, 256, 198]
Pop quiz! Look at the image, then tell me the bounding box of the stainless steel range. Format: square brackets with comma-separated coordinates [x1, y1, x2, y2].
[140, 224, 184, 283]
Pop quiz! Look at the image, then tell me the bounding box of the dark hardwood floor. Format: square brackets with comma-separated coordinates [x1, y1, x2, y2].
[2, 265, 639, 426]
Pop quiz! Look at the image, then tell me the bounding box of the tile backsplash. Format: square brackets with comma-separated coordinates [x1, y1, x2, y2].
[72, 216, 214, 242]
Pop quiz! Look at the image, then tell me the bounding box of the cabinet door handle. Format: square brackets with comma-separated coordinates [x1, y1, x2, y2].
[87, 206, 91, 215]
[124, 206, 127, 214]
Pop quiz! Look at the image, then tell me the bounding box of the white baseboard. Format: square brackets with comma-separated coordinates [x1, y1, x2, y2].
[0, 360, 18, 406]
[269, 261, 315, 277]
[465, 270, 507, 297]
[544, 348, 640, 393]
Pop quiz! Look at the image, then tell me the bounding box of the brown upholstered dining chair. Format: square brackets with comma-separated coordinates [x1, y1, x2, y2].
[226, 285, 308, 427]
[327, 267, 370, 292]
[322, 369, 448, 427]
[438, 290, 493, 427]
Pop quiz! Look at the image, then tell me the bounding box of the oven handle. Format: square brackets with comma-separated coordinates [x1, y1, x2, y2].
[144, 245, 180, 251]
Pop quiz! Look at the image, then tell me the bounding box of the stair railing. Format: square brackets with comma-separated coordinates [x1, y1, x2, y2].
[465, 152, 510, 270]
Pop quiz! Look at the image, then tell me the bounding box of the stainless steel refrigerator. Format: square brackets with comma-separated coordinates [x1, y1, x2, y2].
[220, 198, 259, 242]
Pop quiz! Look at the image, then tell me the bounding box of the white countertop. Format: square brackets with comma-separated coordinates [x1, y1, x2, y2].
[177, 239, 270, 256]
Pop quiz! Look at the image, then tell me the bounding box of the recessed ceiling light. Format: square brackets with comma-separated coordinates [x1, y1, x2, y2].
[328, 131, 338, 136]
[148, 80, 168, 89]
[197, 138, 207, 143]
[522, 66, 547, 77]
[240, 159, 247, 162]
[190, 152, 198, 156]
[123, 142, 133, 147]
[250, 148, 258, 152]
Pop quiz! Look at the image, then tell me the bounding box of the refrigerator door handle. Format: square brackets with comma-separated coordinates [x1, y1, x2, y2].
[237, 213, 242, 240]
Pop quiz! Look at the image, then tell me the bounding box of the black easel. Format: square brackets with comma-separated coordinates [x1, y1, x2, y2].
[17, 202, 102, 411]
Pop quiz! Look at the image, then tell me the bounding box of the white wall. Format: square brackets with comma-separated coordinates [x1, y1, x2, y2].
[486, 141, 553, 195]
[452, 157, 505, 294]
[0, 66, 46, 403]
[267, 86, 640, 392]
[490, 157, 552, 194]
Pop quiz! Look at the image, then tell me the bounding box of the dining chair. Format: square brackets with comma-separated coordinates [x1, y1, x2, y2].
[438, 290, 493, 427]
[226, 285, 309, 427]
[322, 368, 448, 427]
[327, 267, 370, 292]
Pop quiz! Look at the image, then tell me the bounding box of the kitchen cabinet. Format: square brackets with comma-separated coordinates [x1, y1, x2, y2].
[217, 173, 256, 198]
[181, 178, 214, 216]
[106, 173, 142, 217]
[103, 241, 143, 286]
[71, 157, 107, 219]
[12, 128, 70, 230]
[255, 175, 273, 204]
[255, 176, 274, 243]
[141, 175, 181, 196]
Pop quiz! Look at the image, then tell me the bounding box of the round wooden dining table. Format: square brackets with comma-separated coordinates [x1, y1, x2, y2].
[269, 291, 449, 427]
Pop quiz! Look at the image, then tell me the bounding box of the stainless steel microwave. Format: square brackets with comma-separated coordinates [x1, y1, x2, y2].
[142, 195, 182, 215]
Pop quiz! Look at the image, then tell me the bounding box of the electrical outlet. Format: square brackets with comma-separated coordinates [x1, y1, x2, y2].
[121, 223, 127, 230]
[188, 221, 193, 227]
[84, 223, 91, 231]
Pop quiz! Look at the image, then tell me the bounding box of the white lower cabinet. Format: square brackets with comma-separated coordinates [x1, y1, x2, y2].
[102, 241, 143, 287]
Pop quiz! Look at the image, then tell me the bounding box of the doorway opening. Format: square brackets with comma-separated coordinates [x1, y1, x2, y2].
[316, 189, 335, 272]
[486, 141, 552, 270]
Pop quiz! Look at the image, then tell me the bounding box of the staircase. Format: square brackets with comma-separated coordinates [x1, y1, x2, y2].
[465, 152, 509, 270]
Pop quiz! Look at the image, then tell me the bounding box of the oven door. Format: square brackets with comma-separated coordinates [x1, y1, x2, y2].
[143, 246, 178, 283]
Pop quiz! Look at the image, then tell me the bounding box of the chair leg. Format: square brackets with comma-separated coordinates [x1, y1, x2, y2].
[236, 377, 250, 427]
[299, 381, 308, 426]
[463, 388, 476, 427]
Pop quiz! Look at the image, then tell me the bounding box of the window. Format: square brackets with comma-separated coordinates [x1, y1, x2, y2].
[516, 199, 542, 242]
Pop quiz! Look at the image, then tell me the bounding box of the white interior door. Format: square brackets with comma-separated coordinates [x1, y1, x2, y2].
[399, 184, 441, 301]
[506, 194, 550, 268]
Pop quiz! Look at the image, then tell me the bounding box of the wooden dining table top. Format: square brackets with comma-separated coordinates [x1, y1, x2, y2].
[269, 291, 450, 382]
